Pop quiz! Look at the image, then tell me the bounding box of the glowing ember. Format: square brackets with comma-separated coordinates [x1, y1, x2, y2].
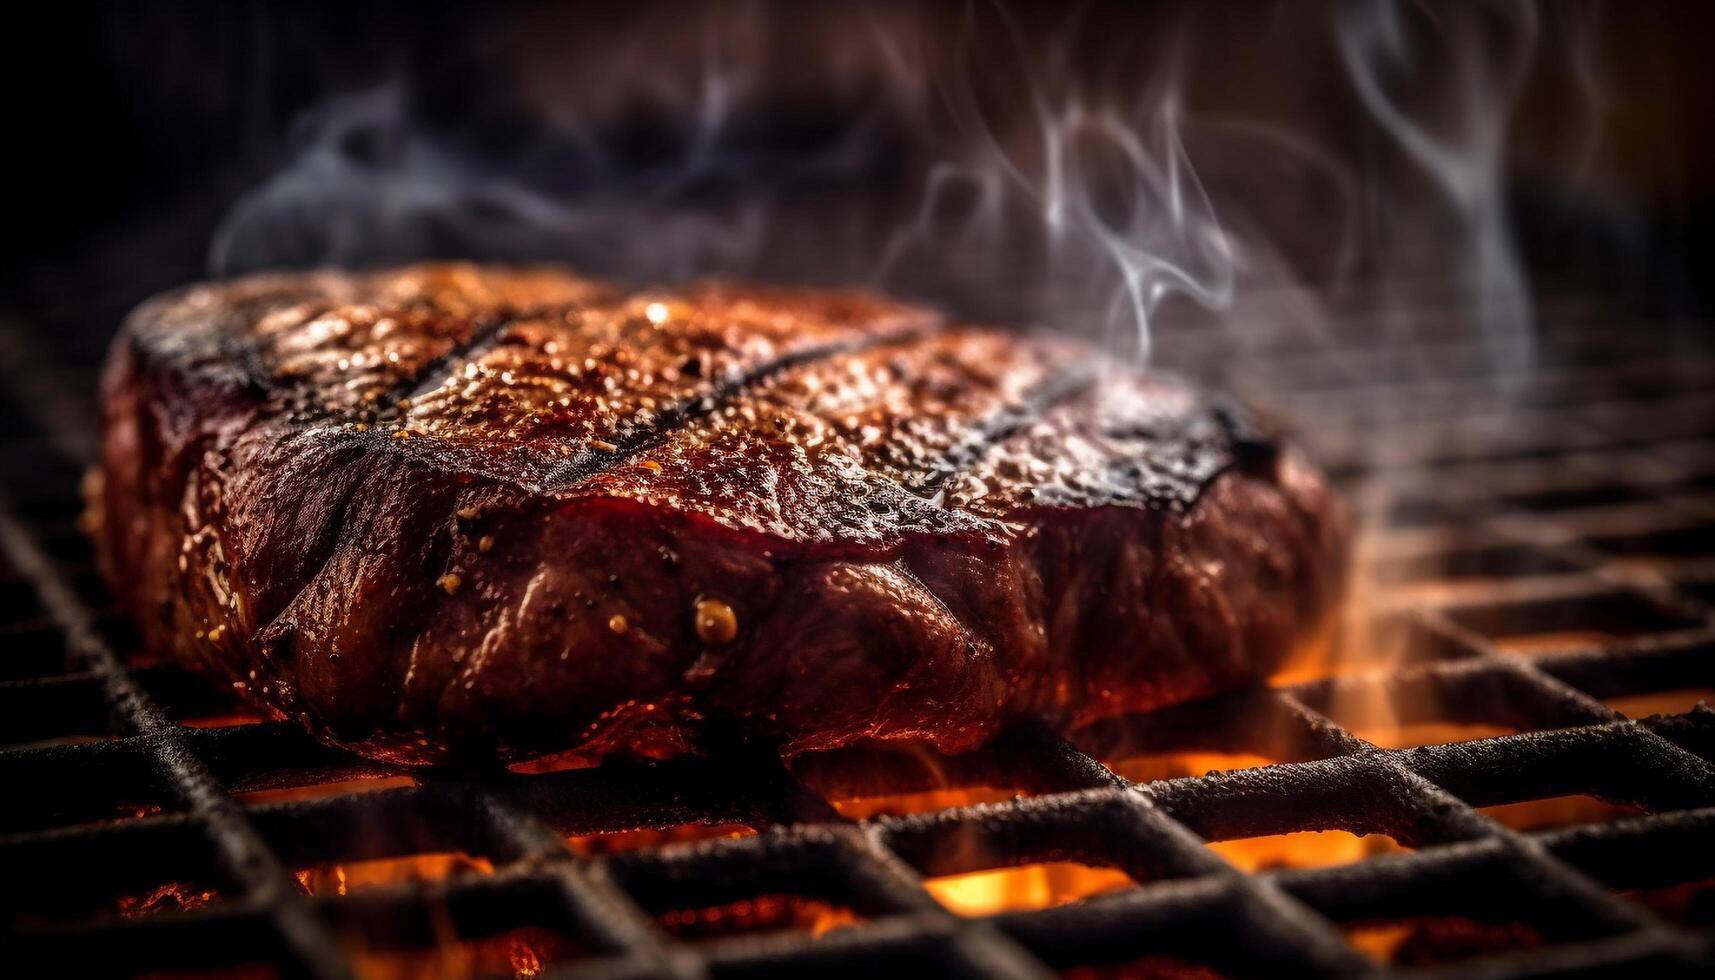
[1344, 916, 1542, 966]
[1476, 794, 1644, 832]
[1625, 879, 1715, 926]
[658, 894, 861, 940]
[235, 774, 417, 806]
[1207, 830, 1405, 873]
[830, 785, 1021, 820]
[925, 862, 1136, 916]
[505, 753, 597, 776]
[106, 803, 165, 823]
[117, 881, 220, 918]
[1351, 721, 1516, 750]
[343, 926, 582, 980]
[1604, 688, 1715, 718]
[294, 852, 493, 897]
[1105, 752, 1274, 785]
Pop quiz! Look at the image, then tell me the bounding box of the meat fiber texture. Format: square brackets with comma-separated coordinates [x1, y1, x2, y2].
[95, 264, 1348, 766]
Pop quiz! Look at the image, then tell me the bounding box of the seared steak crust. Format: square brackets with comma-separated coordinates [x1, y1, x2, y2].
[97, 264, 1347, 765]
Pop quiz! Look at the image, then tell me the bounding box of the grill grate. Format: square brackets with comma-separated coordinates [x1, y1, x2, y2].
[2, 296, 1714, 978]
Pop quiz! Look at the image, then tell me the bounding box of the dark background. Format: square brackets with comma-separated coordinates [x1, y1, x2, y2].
[2, 0, 1711, 366]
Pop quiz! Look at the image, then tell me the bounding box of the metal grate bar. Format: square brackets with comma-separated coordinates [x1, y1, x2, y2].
[0, 504, 355, 979]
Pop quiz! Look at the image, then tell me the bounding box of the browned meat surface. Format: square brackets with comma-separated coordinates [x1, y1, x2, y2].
[95, 263, 1348, 765]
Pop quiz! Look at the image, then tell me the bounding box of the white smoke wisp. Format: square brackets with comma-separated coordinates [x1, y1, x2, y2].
[209, 82, 777, 284]
[1336, 0, 1541, 374]
[209, 4, 866, 285]
[877, 92, 1239, 364]
[209, 1, 1563, 382]
[863, 8, 1249, 365]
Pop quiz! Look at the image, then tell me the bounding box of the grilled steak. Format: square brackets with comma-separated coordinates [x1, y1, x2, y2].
[96, 264, 1348, 765]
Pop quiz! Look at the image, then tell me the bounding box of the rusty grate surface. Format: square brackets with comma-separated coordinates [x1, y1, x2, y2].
[1, 296, 1714, 978]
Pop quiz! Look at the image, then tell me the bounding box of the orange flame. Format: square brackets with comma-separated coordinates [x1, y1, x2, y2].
[1605, 688, 1715, 719]
[294, 852, 493, 898]
[829, 786, 1022, 820]
[925, 862, 1136, 916]
[1208, 830, 1405, 873]
[1345, 916, 1542, 966]
[1476, 794, 1643, 832]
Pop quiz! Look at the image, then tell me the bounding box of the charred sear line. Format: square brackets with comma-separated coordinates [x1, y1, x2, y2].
[221, 333, 279, 403]
[385, 311, 532, 411]
[265, 311, 536, 426]
[913, 359, 1103, 499]
[1209, 398, 1281, 476]
[542, 327, 931, 492]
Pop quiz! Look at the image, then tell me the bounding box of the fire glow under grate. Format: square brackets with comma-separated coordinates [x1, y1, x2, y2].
[1, 294, 1714, 979]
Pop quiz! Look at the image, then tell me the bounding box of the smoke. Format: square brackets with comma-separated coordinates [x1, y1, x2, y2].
[211, 82, 782, 283]
[1336, 0, 1540, 373]
[211, 1, 1574, 369]
[860, 7, 1239, 362]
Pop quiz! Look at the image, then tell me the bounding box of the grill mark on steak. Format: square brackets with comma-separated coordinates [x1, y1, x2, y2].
[386, 312, 529, 410]
[560, 330, 1092, 543]
[388, 285, 946, 491]
[177, 267, 619, 419]
[539, 324, 932, 491]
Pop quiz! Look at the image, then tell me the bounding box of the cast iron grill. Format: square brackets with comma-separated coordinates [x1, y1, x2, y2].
[1, 294, 1713, 978]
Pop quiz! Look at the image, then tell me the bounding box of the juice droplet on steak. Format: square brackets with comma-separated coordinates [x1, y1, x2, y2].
[694, 597, 739, 646]
[437, 573, 463, 595]
[608, 614, 629, 634]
